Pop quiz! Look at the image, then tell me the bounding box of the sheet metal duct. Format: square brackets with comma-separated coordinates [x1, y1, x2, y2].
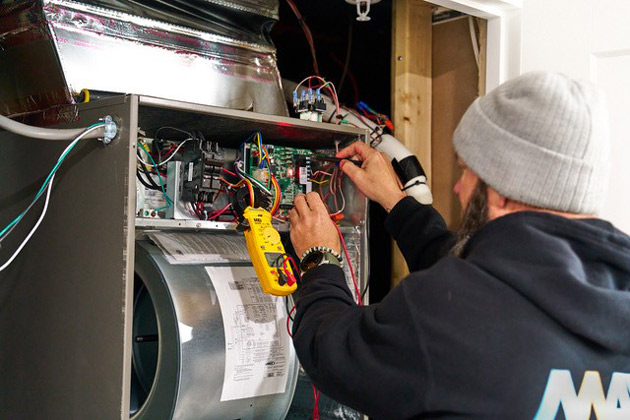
[0, 0, 287, 117]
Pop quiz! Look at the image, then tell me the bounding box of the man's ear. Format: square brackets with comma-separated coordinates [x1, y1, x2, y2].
[486, 186, 509, 220]
[487, 186, 507, 209]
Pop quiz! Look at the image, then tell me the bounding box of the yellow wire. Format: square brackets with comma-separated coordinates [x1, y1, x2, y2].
[309, 179, 329, 185]
[256, 132, 263, 166]
[220, 178, 246, 188]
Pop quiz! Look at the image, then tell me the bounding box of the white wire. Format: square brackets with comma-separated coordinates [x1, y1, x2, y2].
[136, 138, 192, 167]
[469, 17, 480, 69]
[332, 187, 346, 215]
[0, 174, 54, 272]
[0, 124, 104, 244]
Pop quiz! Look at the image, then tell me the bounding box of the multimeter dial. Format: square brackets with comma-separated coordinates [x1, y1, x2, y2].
[263, 227, 281, 244]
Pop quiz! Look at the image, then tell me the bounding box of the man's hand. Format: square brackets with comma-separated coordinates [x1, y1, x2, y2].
[289, 192, 340, 258]
[337, 142, 407, 212]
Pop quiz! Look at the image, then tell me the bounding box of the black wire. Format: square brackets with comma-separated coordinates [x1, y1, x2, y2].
[192, 129, 206, 143]
[329, 111, 349, 123]
[152, 135, 162, 164]
[284, 296, 294, 322]
[137, 151, 165, 190]
[154, 126, 194, 141]
[361, 280, 370, 302]
[136, 169, 161, 191]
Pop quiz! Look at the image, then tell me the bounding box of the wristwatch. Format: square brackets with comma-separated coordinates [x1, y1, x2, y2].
[299, 249, 343, 274]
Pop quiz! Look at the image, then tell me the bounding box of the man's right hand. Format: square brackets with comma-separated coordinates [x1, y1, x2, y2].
[337, 142, 407, 212]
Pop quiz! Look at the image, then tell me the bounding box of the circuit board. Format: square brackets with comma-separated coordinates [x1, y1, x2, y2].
[270, 145, 314, 206]
[244, 144, 331, 215]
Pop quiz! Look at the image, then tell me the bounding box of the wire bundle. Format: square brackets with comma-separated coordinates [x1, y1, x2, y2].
[136, 127, 206, 212]
[0, 122, 106, 272]
[311, 163, 345, 216]
[356, 101, 394, 130]
[277, 254, 300, 288]
[222, 132, 282, 215]
[137, 141, 173, 212]
[294, 76, 341, 117]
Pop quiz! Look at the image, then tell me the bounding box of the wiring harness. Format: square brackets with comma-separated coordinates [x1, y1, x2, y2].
[0, 117, 116, 272]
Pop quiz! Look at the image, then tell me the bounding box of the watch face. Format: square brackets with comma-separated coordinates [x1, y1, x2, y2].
[300, 251, 324, 272]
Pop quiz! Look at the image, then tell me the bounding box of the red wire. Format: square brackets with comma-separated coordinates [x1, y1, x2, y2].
[283, 257, 296, 286]
[285, 0, 319, 75]
[208, 203, 232, 220]
[328, 52, 361, 105]
[286, 256, 301, 282]
[333, 222, 362, 305]
[312, 385, 320, 420]
[161, 144, 177, 158]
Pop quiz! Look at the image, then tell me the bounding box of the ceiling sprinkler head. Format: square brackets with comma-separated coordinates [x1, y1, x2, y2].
[345, 0, 381, 22]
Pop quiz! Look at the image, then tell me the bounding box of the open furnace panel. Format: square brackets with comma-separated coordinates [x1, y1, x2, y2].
[133, 97, 367, 229]
[130, 96, 369, 419]
[136, 131, 349, 224]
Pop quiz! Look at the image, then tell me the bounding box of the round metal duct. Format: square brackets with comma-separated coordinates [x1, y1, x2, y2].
[131, 239, 298, 419]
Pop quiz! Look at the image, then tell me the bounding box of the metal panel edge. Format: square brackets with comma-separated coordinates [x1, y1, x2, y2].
[138, 95, 369, 137]
[121, 94, 140, 419]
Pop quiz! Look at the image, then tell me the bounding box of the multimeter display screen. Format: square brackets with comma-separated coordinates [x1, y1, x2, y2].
[265, 252, 284, 267]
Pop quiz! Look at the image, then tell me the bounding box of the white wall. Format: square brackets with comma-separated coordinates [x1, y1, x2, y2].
[520, 0, 630, 233]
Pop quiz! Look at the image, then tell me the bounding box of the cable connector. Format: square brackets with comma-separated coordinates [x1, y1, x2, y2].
[292, 91, 299, 109]
[100, 115, 118, 145]
[314, 88, 327, 113]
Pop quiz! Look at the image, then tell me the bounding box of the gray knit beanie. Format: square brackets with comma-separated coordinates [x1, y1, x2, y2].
[453, 71, 610, 214]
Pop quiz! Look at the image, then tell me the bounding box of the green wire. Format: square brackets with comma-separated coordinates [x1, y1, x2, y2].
[0, 122, 106, 239]
[137, 142, 172, 206]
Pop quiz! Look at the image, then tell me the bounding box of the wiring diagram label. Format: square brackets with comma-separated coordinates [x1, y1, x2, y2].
[150, 232, 249, 264]
[205, 266, 292, 401]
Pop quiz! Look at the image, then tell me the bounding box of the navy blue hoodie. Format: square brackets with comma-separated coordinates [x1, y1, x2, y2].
[292, 197, 630, 419]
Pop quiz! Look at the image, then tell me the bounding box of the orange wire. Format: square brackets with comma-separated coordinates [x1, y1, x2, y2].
[220, 177, 245, 188]
[270, 175, 282, 214]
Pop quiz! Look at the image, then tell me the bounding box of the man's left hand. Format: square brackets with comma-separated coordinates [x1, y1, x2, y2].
[289, 192, 340, 258]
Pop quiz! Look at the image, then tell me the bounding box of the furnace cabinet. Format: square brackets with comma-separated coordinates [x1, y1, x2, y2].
[0, 95, 369, 419]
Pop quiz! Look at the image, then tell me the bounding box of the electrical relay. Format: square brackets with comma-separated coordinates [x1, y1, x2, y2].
[292, 88, 327, 122]
[182, 140, 224, 203]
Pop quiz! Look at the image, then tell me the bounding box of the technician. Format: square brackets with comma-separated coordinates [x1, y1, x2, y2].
[288, 71, 630, 419]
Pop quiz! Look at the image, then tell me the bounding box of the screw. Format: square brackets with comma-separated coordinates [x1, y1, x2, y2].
[397, 56, 403, 61]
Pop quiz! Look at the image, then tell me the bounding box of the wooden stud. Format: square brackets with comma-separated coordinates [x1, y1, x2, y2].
[431, 17, 480, 229]
[391, 0, 433, 286]
[477, 17, 488, 96]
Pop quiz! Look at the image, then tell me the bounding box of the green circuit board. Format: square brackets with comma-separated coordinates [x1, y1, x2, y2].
[244, 144, 330, 214]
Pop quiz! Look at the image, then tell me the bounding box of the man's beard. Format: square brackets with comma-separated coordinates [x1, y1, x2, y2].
[451, 180, 489, 257]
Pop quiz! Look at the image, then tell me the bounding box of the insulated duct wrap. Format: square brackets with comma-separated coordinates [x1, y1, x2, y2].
[0, 0, 287, 117]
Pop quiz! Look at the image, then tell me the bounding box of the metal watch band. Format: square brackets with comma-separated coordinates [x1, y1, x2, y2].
[300, 246, 342, 263]
[299, 251, 343, 274]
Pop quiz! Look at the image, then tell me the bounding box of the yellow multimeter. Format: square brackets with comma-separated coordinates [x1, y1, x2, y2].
[242, 207, 297, 296]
